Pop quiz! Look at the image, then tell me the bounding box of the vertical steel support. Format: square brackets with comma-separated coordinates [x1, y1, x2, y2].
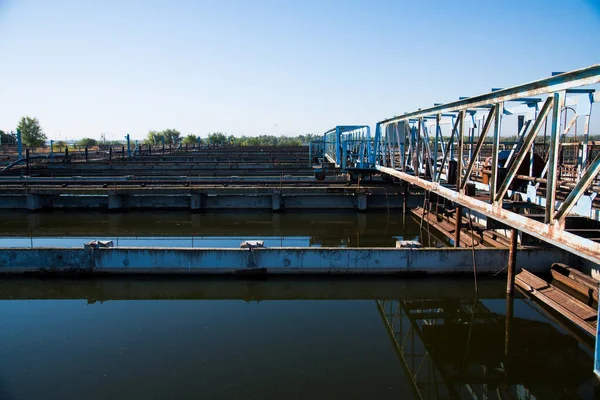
[436, 116, 460, 183]
[454, 206, 462, 247]
[494, 97, 553, 201]
[335, 127, 341, 167]
[416, 119, 422, 177]
[125, 134, 131, 157]
[489, 103, 503, 203]
[507, 229, 517, 294]
[456, 111, 465, 189]
[433, 114, 440, 179]
[505, 291, 514, 358]
[17, 129, 22, 159]
[596, 298, 600, 376]
[545, 91, 566, 224]
[460, 105, 496, 190]
[49, 140, 54, 162]
[454, 111, 465, 249]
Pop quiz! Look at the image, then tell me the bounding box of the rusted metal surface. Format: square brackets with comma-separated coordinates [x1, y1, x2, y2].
[516, 268, 597, 336]
[377, 166, 600, 265]
[507, 229, 518, 295]
[371, 65, 600, 268]
[551, 263, 599, 302]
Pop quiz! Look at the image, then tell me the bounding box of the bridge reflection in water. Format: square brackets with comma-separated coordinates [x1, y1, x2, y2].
[0, 278, 598, 399]
[377, 297, 598, 399]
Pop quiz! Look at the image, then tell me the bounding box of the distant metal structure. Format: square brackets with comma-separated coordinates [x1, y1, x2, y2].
[321, 126, 371, 167]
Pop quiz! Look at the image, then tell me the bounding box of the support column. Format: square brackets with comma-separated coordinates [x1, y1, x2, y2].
[272, 191, 282, 212]
[546, 91, 565, 223]
[454, 205, 462, 247]
[108, 193, 123, 210]
[596, 297, 600, 376]
[357, 192, 367, 211]
[26, 194, 42, 210]
[507, 228, 518, 294]
[505, 292, 514, 360]
[190, 193, 203, 210]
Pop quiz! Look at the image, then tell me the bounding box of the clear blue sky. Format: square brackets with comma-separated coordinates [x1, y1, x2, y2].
[0, 0, 599, 141]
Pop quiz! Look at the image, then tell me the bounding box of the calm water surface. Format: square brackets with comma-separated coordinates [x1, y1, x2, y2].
[0, 210, 448, 248]
[0, 278, 597, 400]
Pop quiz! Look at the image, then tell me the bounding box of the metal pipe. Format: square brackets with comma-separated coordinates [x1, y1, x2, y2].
[507, 229, 517, 295]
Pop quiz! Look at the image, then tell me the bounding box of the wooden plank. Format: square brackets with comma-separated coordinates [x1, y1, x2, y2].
[411, 208, 478, 247]
[550, 263, 599, 302]
[516, 269, 597, 336]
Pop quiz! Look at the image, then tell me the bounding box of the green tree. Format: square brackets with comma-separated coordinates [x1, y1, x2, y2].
[182, 134, 199, 146]
[145, 130, 162, 145]
[0, 130, 17, 145]
[77, 138, 97, 147]
[207, 132, 227, 145]
[54, 141, 66, 151]
[17, 116, 47, 147]
[162, 129, 181, 145]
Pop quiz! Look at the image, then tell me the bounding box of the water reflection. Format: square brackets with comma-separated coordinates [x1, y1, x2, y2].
[0, 210, 448, 248]
[0, 278, 596, 399]
[377, 297, 599, 399]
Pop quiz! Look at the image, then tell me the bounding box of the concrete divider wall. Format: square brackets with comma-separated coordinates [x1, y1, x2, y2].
[0, 247, 570, 275]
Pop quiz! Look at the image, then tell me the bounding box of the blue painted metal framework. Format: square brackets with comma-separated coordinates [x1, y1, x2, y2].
[321, 125, 372, 169]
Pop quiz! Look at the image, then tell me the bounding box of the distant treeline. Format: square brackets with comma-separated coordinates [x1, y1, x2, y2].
[142, 130, 321, 147]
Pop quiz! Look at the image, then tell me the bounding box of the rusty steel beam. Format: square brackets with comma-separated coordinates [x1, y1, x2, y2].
[376, 165, 600, 265]
[379, 64, 600, 124]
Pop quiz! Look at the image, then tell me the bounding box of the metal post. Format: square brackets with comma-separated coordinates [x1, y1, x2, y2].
[17, 129, 22, 159]
[121, 145, 125, 160]
[454, 206, 462, 247]
[595, 298, 600, 376]
[109, 146, 112, 161]
[49, 140, 54, 162]
[25, 148, 30, 174]
[162, 136, 166, 154]
[505, 291, 514, 360]
[85, 146, 88, 162]
[545, 91, 565, 223]
[125, 134, 131, 157]
[64, 146, 68, 162]
[507, 228, 518, 294]
[456, 111, 465, 188]
[433, 114, 440, 179]
[461, 105, 496, 190]
[489, 103, 503, 203]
